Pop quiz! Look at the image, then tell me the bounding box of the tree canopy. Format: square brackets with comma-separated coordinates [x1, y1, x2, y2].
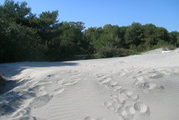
[0, 0, 179, 63]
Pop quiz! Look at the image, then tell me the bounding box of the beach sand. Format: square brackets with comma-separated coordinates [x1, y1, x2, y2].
[0, 48, 179, 120]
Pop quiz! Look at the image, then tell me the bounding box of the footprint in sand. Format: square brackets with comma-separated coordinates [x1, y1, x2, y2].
[134, 102, 150, 114]
[61, 78, 81, 86]
[102, 83, 150, 119]
[96, 73, 123, 91]
[104, 99, 124, 114]
[95, 73, 110, 79]
[104, 89, 139, 115]
[57, 79, 65, 85]
[113, 85, 123, 92]
[120, 89, 139, 101]
[118, 69, 128, 76]
[108, 81, 118, 88]
[117, 102, 150, 120]
[10, 108, 35, 120]
[146, 71, 164, 79]
[46, 74, 55, 78]
[119, 67, 136, 77]
[133, 76, 145, 86]
[30, 86, 47, 97]
[133, 102, 150, 120]
[143, 82, 164, 93]
[53, 87, 65, 95]
[96, 73, 150, 120]
[38, 80, 53, 86]
[31, 94, 52, 109]
[96, 74, 111, 80]
[84, 116, 96, 120]
[133, 75, 165, 93]
[118, 105, 136, 120]
[84, 116, 105, 120]
[57, 71, 81, 87]
[98, 77, 112, 85]
[96, 74, 109, 84]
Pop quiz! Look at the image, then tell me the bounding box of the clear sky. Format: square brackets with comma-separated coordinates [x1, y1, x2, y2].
[2, 0, 179, 32]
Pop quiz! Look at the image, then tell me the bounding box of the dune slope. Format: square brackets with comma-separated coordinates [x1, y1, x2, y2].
[0, 49, 179, 120]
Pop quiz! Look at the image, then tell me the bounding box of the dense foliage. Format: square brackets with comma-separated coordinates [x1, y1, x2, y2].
[0, 0, 179, 63]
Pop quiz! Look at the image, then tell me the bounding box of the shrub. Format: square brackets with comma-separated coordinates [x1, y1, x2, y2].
[95, 45, 129, 58]
[162, 45, 176, 51]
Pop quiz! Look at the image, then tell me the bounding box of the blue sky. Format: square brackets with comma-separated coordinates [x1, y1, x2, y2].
[2, 0, 179, 32]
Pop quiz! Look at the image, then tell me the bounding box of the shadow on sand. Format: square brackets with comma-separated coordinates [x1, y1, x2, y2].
[0, 61, 78, 118]
[0, 61, 78, 77]
[0, 61, 78, 94]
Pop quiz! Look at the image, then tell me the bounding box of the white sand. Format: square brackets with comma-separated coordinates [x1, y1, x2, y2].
[0, 48, 179, 120]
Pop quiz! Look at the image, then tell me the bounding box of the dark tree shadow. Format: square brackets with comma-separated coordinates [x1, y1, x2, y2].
[0, 61, 78, 77]
[0, 61, 78, 94]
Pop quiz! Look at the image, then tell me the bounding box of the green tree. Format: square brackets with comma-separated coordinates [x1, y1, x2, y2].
[0, 0, 178, 62]
[0, 0, 44, 62]
[143, 24, 157, 49]
[169, 31, 179, 45]
[124, 23, 144, 48]
[59, 22, 86, 57]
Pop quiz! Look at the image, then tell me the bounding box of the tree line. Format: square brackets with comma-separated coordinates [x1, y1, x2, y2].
[0, 0, 179, 63]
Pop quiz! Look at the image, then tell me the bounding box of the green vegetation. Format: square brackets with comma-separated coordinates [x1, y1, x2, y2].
[0, 0, 179, 63]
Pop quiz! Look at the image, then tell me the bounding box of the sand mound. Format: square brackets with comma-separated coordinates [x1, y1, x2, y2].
[0, 49, 179, 120]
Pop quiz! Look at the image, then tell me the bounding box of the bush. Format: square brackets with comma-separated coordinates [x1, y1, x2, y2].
[95, 45, 129, 58]
[162, 45, 176, 51]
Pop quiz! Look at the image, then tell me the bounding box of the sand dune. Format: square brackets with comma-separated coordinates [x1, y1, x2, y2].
[0, 49, 179, 120]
